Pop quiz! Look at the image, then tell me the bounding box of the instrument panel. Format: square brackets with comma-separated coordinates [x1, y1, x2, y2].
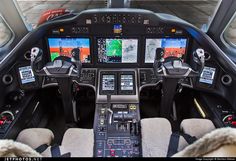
[14, 9, 222, 95]
[42, 10, 191, 68]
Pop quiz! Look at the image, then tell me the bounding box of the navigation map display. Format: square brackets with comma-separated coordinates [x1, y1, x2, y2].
[48, 38, 91, 63]
[120, 75, 133, 91]
[97, 38, 138, 63]
[102, 75, 115, 91]
[145, 38, 187, 63]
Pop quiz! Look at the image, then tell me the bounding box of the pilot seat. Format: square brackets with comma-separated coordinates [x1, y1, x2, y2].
[15, 128, 94, 157]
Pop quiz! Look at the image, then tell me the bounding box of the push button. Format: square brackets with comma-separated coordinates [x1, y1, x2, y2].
[129, 104, 137, 110]
[110, 149, 115, 157]
[97, 149, 103, 157]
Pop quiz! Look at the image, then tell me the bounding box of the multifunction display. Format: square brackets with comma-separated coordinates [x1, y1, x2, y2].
[102, 75, 115, 91]
[100, 71, 135, 95]
[19, 66, 35, 84]
[48, 38, 91, 63]
[120, 75, 133, 91]
[199, 66, 216, 85]
[145, 38, 187, 63]
[97, 38, 138, 63]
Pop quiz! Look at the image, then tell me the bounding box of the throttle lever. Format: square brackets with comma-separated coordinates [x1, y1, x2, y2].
[106, 95, 113, 125]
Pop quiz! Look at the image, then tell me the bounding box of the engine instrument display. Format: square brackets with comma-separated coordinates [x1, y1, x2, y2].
[199, 66, 216, 85]
[19, 66, 35, 84]
[48, 38, 91, 63]
[120, 75, 133, 91]
[145, 38, 187, 63]
[97, 38, 138, 63]
[102, 75, 115, 91]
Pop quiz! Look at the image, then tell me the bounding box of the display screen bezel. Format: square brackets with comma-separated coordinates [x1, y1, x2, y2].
[46, 36, 93, 64]
[143, 37, 189, 65]
[95, 37, 140, 65]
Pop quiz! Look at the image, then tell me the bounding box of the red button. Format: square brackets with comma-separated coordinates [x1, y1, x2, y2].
[110, 149, 115, 157]
[0, 120, 4, 126]
[228, 116, 233, 121]
[232, 121, 236, 126]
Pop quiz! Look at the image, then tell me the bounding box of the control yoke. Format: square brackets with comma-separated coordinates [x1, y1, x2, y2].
[31, 47, 82, 78]
[153, 48, 205, 119]
[30, 47, 83, 124]
[153, 48, 205, 78]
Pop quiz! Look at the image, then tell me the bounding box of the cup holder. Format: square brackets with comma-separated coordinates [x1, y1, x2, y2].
[221, 74, 232, 86]
[2, 74, 13, 85]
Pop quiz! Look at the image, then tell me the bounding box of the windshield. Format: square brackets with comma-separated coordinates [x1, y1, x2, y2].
[16, 0, 220, 31]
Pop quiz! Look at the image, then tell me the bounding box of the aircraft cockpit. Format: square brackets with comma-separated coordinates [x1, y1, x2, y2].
[0, 0, 236, 158]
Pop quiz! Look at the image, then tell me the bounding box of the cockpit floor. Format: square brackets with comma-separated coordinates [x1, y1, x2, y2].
[41, 87, 95, 144]
[140, 88, 201, 132]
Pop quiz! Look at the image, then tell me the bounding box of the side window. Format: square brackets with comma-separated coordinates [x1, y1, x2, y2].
[224, 14, 236, 46]
[0, 15, 13, 48]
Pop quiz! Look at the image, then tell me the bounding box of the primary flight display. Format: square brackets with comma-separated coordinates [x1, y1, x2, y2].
[48, 38, 91, 63]
[145, 38, 187, 63]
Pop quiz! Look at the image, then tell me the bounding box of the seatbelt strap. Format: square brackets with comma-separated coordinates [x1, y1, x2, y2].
[35, 144, 49, 153]
[167, 133, 180, 157]
[181, 133, 197, 144]
[167, 132, 197, 157]
[51, 145, 71, 157]
[61, 152, 71, 157]
[51, 145, 61, 157]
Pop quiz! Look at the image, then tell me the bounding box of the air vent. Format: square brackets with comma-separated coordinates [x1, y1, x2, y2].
[2, 74, 13, 85]
[204, 52, 211, 61]
[24, 51, 31, 60]
[221, 74, 232, 86]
